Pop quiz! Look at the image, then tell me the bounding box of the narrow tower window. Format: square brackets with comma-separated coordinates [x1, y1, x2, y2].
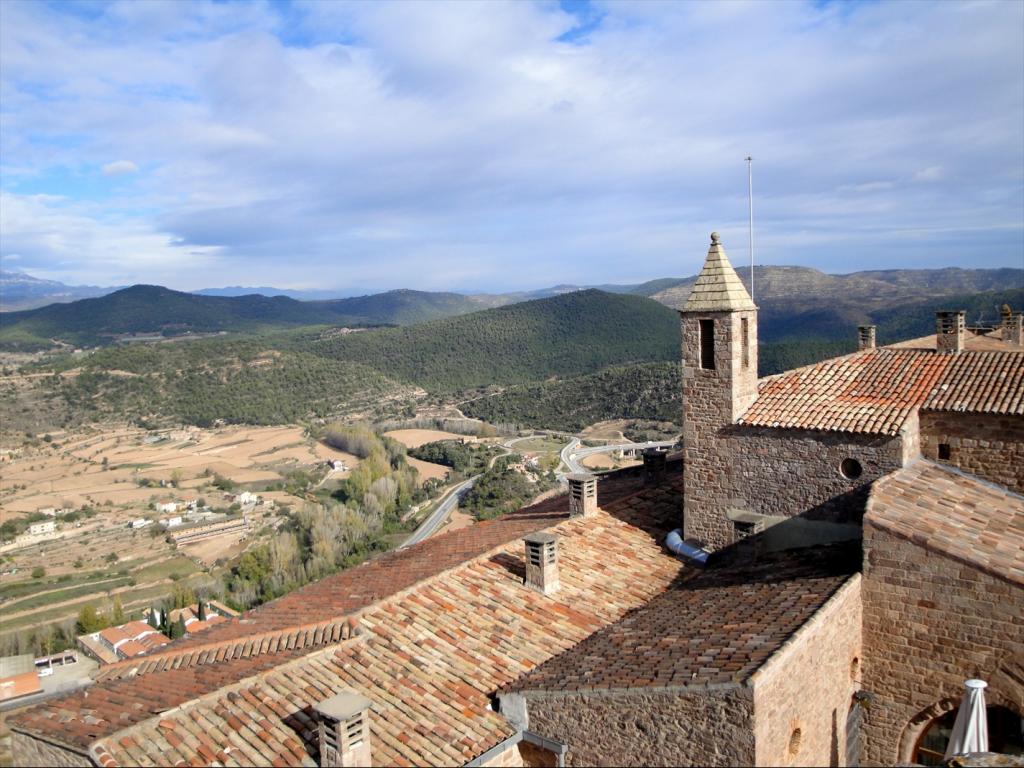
[699, 319, 715, 370]
[741, 317, 750, 369]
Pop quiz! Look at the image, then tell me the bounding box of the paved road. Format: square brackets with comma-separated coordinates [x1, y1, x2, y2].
[561, 439, 677, 475]
[400, 437, 528, 548]
[401, 432, 675, 547]
[400, 474, 480, 548]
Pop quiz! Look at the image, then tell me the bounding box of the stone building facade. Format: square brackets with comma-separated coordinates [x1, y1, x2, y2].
[751, 576, 862, 767]
[860, 463, 1024, 765]
[919, 410, 1024, 493]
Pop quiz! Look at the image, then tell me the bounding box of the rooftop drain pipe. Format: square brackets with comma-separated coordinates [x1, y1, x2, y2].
[665, 529, 710, 567]
[466, 730, 568, 768]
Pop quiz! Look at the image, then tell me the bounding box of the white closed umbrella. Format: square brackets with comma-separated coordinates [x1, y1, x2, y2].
[944, 679, 989, 759]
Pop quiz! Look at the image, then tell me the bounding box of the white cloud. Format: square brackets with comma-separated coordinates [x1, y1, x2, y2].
[102, 160, 140, 176]
[913, 166, 946, 183]
[0, 0, 1021, 289]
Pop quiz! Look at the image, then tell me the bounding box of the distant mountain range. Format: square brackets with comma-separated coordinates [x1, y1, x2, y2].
[0, 270, 115, 311]
[1, 266, 1021, 351]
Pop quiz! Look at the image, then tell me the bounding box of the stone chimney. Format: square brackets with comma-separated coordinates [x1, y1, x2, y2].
[935, 311, 965, 355]
[313, 691, 373, 768]
[643, 449, 667, 485]
[523, 532, 559, 595]
[857, 325, 876, 351]
[1002, 313, 1023, 346]
[567, 473, 597, 517]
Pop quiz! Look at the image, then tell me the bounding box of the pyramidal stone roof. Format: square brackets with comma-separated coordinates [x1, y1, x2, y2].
[682, 232, 757, 312]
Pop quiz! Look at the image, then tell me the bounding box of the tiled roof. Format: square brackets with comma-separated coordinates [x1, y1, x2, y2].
[9, 645, 320, 755]
[739, 348, 950, 435]
[10, 467, 679, 765]
[921, 351, 1024, 415]
[504, 541, 860, 695]
[889, 329, 1023, 352]
[89, 484, 683, 768]
[867, 460, 1024, 586]
[0, 671, 42, 703]
[682, 233, 757, 313]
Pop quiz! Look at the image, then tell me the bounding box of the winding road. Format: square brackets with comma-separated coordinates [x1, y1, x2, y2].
[401, 433, 678, 547]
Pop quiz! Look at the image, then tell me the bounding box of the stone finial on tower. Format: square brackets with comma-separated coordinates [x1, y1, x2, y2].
[858, 325, 877, 351]
[682, 232, 757, 313]
[936, 311, 965, 355]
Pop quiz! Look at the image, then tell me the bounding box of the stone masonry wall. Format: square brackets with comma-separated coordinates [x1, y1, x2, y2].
[728, 427, 906, 524]
[861, 521, 1024, 766]
[752, 576, 863, 767]
[919, 411, 1024, 493]
[522, 687, 755, 767]
[682, 309, 759, 549]
[11, 732, 93, 767]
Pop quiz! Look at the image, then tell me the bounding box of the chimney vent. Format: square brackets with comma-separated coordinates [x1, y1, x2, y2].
[567, 473, 598, 517]
[314, 691, 373, 767]
[643, 449, 667, 485]
[857, 325, 876, 351]
[1003, 313, 1023, 346]
[523, 532, 559, 595]
[935, 311, 965, 355]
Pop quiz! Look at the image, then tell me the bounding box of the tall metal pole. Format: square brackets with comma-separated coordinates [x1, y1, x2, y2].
[746, 156, 754, 301]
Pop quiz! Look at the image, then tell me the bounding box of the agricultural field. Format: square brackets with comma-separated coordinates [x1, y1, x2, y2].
[1, 424, 359, 513]
[0, 423, 371, 644]
[382, 428, 473, 449]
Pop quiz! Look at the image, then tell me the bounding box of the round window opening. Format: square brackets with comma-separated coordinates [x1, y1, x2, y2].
[840, 458, 863, 480]
[788, 727, 803, 756]
[850, 656, 860, 682]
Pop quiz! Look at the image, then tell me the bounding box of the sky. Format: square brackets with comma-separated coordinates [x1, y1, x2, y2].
[1, 0, 1022, 294]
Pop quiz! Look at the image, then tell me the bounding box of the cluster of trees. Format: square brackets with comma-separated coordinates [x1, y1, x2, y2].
[48, 341, 402, 428]
[408, 440, 501, 475]
[374, 416, 500, 438]
[461, 362, 683, 432]
[461, 456, 557, 521]
[225, 427, 420, 610]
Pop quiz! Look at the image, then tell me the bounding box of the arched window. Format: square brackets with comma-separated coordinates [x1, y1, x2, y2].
[913, 705, 1024, 766]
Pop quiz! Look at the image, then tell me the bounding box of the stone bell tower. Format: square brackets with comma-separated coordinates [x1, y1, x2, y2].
[680, 232, 758, 550]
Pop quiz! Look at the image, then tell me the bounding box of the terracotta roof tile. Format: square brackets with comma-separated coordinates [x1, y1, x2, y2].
[921, 351, 1024, 415]
[91, 477, 674, 764]
[9, 467, 673, 765]
[866, 460, 1024, 586]
[740, 348, 950, 435]
[503, 541, 860, 694]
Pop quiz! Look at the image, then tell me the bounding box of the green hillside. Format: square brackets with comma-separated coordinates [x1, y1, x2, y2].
[9, 283, 1021, 433]
[313, 289, 486, 326]
[19, 339, 409, 429]
[302, 289, 681, 391]
[461, 362, 682, 431]
[0, 285, 487, 350]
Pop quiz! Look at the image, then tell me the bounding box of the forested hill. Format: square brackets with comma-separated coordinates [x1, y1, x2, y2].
[299, 289, 681, 391]
[0, 285, 487, 349]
